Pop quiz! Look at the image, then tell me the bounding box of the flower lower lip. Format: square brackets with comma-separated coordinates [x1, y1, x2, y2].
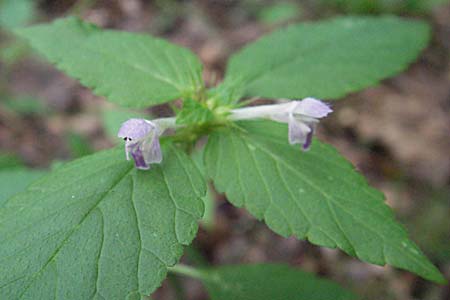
[130, 145, 150, 170]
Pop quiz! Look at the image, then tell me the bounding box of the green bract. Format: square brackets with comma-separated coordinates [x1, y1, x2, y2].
[176, 98, 215, 125]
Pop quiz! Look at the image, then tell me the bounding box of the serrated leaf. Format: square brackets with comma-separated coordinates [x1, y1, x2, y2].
[221, 16, 430, 103]
[204, 120, 445, 284]
[199, 264, 356, 300]
[15, 17, 204, 108]
[191, 147, 215, 230]
[0, 145, 205, 299]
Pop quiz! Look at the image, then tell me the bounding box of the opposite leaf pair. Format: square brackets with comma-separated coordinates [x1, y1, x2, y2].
[1, 14, 445, 300]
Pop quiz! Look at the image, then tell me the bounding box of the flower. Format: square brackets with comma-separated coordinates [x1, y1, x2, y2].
[117, 118, 162, 170]
[270, 98, 332, 150]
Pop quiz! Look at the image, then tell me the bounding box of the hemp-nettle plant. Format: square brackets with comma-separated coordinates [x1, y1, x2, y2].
[0, 15, 446, 300]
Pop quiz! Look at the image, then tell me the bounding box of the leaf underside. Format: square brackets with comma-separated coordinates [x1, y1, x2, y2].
[199, 264, 356, 300]
[15, 17, 204, 108]
[222, 16, 430, 102]
[0, 145, 205, 299]
[204, 121, 445, 284]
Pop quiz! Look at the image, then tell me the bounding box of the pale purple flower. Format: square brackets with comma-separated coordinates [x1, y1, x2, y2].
[271, 98, 332, 150]
[117, 118, 162, 170]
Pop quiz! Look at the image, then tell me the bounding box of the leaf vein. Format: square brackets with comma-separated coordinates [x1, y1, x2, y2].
[130, 173, 142, 294]
[16, 167, 133, 299]
[242, 136, 294, 234]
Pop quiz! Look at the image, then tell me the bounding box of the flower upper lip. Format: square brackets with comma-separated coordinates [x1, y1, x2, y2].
[282, 98, 332, 150]
[271, 98, 332, 122]
[290, 97, 332, 119]
[117, 118, 156, 140]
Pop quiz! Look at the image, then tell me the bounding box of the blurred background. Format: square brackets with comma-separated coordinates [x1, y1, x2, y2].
[0, 0, 449, 299]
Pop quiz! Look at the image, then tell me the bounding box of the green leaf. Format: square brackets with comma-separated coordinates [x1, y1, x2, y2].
[204, 120, 445, 284]
[176, 99, 214, 125]
[0, 145, 206, 299]
[199, 264, 356, 300]
[0, 168, 46, 206]
[222, 16, 430, 103]
[15, 17, 204, 108]
[191, 147, 215, 230]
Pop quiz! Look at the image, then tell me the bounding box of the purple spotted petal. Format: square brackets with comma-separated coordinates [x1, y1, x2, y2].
[294, 98, 332, 119]
[129, 144, 150, 170]
[302, 128, 314, 151]
[118, 118, 155, 140]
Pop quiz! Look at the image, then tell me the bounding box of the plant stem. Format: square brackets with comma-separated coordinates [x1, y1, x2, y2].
[167, 264, 204, 279]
